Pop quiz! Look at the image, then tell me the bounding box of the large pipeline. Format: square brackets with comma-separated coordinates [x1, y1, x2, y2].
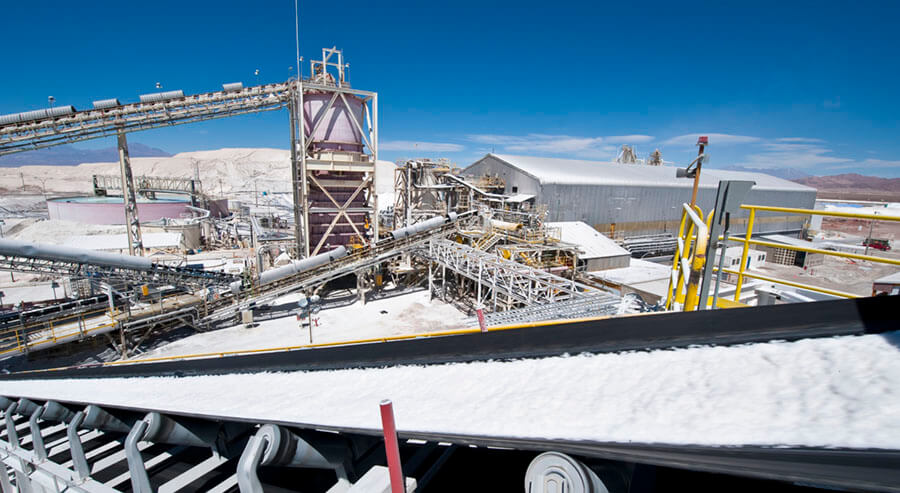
[231, 246, 349, 294]
[0, 238, 152, 271]
[229, 213, 460, 295]
[389, 213, 458, 241]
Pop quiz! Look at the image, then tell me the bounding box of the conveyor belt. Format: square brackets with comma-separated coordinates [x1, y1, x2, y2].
[1, 296, 897, 491]
[3, 392, 898, 492]
[6, 295, 894, 379]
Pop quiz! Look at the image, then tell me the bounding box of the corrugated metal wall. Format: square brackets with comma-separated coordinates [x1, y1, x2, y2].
[466, 157, 816, 239]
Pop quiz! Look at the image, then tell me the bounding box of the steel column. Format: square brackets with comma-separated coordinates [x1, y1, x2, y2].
[117, 131, 144, 257]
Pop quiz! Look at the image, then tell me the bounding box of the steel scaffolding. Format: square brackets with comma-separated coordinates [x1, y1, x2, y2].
[423, 239, 595, 310]
[468, 292, 623, 327]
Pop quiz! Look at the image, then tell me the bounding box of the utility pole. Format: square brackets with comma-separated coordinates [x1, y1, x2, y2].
[865, 212, 878, 256]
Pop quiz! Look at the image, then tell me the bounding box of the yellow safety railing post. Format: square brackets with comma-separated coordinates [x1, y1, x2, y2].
[666, 210, 688, 309]
[683, 220, 709, 311]
[666, 203, 710, 311]
[734, 207, 755, 302]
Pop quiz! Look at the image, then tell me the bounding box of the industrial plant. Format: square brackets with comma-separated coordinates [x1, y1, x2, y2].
[0, 46, 896, 493]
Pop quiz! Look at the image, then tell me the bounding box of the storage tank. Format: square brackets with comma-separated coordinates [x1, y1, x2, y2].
[302, 93, 364, 152]
[47, 196, 194, 225]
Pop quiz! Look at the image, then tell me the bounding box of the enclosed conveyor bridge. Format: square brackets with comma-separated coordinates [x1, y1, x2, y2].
[0, 82, 292, 155]
[0, 239, 238, 289]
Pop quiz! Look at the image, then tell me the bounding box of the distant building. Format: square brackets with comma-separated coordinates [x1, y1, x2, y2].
[464, 154, 817, 240]
[713, 246, 766, 282]
[758, 234, 825, 268]
[872, 271, 900, 296]
[547, 221, 631, 271]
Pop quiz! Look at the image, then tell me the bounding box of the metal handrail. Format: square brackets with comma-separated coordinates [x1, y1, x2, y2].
[727, 204, 899, 301]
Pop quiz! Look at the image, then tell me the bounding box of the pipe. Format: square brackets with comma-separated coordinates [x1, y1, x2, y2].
[390, 213, 458, 241]
[0, 238, 152, 271]
[231, 246, 349, 294]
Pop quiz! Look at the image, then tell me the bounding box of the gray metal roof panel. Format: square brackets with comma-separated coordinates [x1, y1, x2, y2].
[475, 154, 815, 192]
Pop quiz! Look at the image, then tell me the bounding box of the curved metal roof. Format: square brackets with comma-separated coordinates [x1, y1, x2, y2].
[471, 154, 816, 192]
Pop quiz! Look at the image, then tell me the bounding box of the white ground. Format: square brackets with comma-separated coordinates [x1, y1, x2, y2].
[137, 290, 469, 359]
[10, 219, 126, 244]
[3, 330, 898, 448]
[0, 281, 59, 305]
[824, 202, 900, 219]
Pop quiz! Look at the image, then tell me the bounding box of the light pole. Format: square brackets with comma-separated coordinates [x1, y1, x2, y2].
[47, 96, 55, 109]
[50, 281, 60, 300]
[865, 211, 878, 256]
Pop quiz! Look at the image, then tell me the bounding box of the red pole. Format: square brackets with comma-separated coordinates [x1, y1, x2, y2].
[475, 304, 487, 333]
[380, 399, 405, 492]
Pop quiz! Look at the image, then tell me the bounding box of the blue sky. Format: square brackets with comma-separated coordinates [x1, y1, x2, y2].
[2, 1, 899, 176]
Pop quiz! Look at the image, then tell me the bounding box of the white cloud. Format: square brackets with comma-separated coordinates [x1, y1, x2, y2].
[603, 135, 655, 144]
[466, 133, 653, 158]
[827, 158, 900, 170]
[776, 137, 825, 144]
[379, 140, 464, 152]
[737, 141, 852, 169]
[662, 133, 761, 146]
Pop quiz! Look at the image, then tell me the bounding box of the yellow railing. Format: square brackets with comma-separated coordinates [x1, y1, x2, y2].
[725, 204, 900, 302]
[0, 308, 119, 356]
[666, 203, 898, 310]
[665, 203, 710, 311]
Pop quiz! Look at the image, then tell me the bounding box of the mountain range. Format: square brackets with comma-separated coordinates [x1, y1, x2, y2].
[0, 143, 171, 167]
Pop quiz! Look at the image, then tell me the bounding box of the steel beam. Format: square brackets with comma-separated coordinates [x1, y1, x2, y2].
[117, 131, 144, 256]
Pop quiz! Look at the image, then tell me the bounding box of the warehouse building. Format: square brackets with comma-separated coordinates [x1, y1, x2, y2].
[547, 221, 631, 271]
[464, 154, 817, 240]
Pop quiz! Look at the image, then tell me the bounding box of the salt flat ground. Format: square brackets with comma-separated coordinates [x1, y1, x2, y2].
[137, 289, 470, 360]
